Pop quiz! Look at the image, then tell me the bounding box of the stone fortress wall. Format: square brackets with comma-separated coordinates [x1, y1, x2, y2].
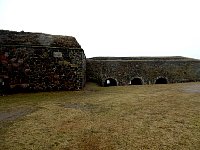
[0, 30, 86, 93]
[1, 30, 200, 94]
[86, 57, 200, 86]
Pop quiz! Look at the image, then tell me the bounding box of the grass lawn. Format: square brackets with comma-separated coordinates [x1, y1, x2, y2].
[0, 82, 200, 150]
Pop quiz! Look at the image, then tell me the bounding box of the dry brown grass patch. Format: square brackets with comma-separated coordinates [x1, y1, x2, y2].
[0, 82, 200, 149]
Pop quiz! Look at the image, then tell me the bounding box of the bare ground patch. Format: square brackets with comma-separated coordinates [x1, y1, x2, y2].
[0, 107, 37, 121]
[183, 83, 200, 93]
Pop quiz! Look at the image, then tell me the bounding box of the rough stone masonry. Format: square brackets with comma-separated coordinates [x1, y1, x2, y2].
[0, 30, 86, 93]
[1, 30, 200, 94]
[86, 57, 200, 86]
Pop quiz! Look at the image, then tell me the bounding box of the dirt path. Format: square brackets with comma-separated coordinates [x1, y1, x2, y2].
[183, 84, 200, 93]
[0, 108, 37, 121]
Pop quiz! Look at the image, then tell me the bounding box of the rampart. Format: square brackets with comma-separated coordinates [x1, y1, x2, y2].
[1, 30, 200, 93]
[87, 57, 200, 86]
[0, 30, 86, 93]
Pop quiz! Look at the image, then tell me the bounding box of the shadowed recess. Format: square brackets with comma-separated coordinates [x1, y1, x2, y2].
[131, 78, 143, 85]
[155, 77, 168, 84]
[104, 78, 117, 87]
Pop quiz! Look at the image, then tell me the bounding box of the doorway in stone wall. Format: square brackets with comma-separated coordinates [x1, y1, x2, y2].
[104, 78, 117, 87]
[130, 78, 143, 85]
[155, 77, 168, 84]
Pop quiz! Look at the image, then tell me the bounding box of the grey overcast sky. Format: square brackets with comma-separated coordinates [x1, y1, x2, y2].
[0, 0, 200, 59]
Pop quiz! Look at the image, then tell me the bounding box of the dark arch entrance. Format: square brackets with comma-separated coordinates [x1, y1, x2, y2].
[131, 78, 143, 85]
[104, 78, 117, 87]
[155, 77, 168, 84]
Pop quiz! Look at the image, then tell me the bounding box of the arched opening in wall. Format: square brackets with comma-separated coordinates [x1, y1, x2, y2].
[155, 77, 168, 84]
[104, 78, 117, 87]
[131, 78, 143, 85]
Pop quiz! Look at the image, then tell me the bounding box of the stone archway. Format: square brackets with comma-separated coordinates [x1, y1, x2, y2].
[104, 78, 117, 87]
[130, 78, 143, 85]
[155, 77, 168, 84]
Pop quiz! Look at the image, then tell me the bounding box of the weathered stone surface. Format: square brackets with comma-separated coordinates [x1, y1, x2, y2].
[1, 30, 200, 94]
[0, 30, 86, 93]
[87, 57, 200, 86]
[0, 30, 81, 48]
